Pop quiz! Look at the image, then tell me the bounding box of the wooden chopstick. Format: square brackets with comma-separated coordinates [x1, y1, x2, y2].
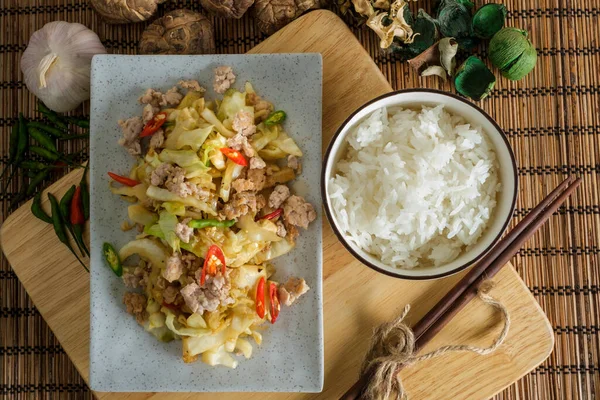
[412, 176, 578, 343]
[340, 176, 581, 400]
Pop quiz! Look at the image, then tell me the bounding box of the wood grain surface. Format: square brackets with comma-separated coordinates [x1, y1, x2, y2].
[0, 10, 553, 400]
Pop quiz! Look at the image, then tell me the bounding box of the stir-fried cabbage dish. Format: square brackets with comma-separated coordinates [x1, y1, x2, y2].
[104, 67, 316, 368]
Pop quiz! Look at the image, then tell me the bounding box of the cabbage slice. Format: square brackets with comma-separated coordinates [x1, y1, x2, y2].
[109, 182, 148, 203]
[164, 309, 210, 337]
[272, 131, 303, 157]
[161, 201, 186, 216]
[182, 309, 257, 366]
[219, 160, 244, 202]
[251, 123, 279, 151]
[146, 186, 217, 215]
[158, 211, 180, 252]
[176, 125, 213, 151]
[201, 108, 235, 137]
[178, 91, 204, 110]
[217, 90, 254, 130]
[202, 133, 228, 170]
[236, 214, 282, 243]
[119, 238, 170, 269]
[128, 204, 158, 226]
[201, 345, 239, 368]
[158, 149, 202, 167]
[253, 238, 295, 263]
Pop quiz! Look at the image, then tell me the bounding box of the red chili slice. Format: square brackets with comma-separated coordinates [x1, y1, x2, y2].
[108, 172, 140, 187]
[220, 147, 248, 166]
[139, 112, 168, 138]
[70, 186, 85, 225]
[256, 277, 266, 319]
[269, 282, 280, 324]
[200, 245, 226, 285]
[256, 208, 283, 221]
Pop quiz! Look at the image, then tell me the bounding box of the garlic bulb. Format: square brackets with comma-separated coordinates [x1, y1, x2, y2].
[21, 21, 107, 113]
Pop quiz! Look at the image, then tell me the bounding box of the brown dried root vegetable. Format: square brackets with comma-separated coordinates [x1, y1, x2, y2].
[408, 38, 458, 81]
[200, 0, 255, 18]
[255, 0, 317, 35]
[90, 0, 166, 24]
[138, 9, 216, 55]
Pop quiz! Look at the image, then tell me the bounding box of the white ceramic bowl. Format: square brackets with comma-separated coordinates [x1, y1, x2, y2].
[322, 89, 518, 280]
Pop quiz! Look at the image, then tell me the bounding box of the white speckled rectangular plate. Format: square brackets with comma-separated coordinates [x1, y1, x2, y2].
[89, 54, 323, 393]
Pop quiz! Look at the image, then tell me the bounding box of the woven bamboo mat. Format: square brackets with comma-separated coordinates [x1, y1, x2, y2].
[1, 0, 599, 399]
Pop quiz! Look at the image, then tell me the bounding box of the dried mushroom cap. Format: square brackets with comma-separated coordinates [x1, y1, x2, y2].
[139, 9, 215, 55]
[367, 0, 415, 48]
[90, 0, 164, 24]
[200, 0, 255, 18]
[255, 0, 316, 35]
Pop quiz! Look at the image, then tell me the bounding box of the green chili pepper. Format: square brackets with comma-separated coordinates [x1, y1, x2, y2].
[80, 163, 90, 220]
[2, 116, 28, 193]
[29, 127, 57, 153]
[20, 161, 48, 171]
[38, 100, 68, 130]
[8, 123, 19, 163]
[58, 133, 89, 140]
[59, 185, 86, 257]
[0, 123, 19, 180]
[26, 169, 49, 196]
[188, 219, 236, 229]
[27, 121, 69, 138]
[64, 116, 90, 129]
[15, 113, 29, 165]
[20, 161, 70, 171]
[103, 242, 122, 277]
[30, 146, 60, 162]
[9, 172, 28, 211]
[264, 110, 287, 126]
[48, 193, 88, 271]
[31, 192, 52, 224]
[73, 224, 89, 257]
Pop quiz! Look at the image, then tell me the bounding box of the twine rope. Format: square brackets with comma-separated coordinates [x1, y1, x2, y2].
[359, 280, 511, 400]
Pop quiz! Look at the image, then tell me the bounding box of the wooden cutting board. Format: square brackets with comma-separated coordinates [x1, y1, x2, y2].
[0, 10, 553, 400]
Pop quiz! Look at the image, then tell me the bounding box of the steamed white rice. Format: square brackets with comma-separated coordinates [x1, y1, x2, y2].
[328, 105, 501, 269]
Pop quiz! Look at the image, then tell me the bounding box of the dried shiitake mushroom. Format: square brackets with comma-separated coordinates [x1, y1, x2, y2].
[139, 9, 216, 55]
[200, 0, 255, 18]
[90, 0, 166, 24]
[255, 0, 316, 35]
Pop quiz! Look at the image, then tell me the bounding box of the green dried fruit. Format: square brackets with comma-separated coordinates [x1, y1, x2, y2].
[472, 3, 507, 39]
[454, 56, 496, 101]
[489, 27, 538, 80]
[406, 9, 439, 55]
[436, 0, 474, 48]
[455, 36, 480, 50]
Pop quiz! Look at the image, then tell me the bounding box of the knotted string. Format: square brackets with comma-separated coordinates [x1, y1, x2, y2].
[359, 280, 511, 400]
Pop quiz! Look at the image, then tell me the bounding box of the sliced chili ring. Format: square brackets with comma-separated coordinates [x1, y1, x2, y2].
[200, 245, 226, 285]
[108, 172, 140, 187]
[102, 242, 122, 277]
[256, 208, 283, 221]
[256, 277, 266, 319]
[220, 147, 248, 166]
[140, 112, 168, 137]
[269, 281, 280, 324]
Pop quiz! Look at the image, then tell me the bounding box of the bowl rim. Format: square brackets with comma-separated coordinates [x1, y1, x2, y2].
[321, 88, 518, 280]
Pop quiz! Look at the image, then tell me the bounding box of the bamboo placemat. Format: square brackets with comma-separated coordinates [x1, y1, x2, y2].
[1, 0, 599, 399]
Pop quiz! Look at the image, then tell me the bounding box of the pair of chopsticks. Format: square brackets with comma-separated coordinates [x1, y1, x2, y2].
[341, 176, 581, 400]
